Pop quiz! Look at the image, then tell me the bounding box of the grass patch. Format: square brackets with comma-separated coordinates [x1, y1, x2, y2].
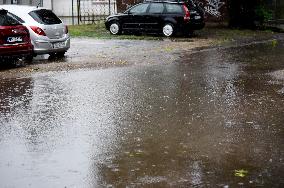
[69, 22, 276, 44]
[68, 22, 163, 40]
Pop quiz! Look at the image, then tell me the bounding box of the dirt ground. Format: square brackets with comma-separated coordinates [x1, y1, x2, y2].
[0, 27, 283, 79]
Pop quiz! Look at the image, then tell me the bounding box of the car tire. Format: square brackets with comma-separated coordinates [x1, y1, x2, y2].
[24, 55, 34, 64]
[188, 30, 194, 37]
[56, 52, 66, 57]
[14, 58, 27, 67]
[162, 23, 174, 37]
[109, 22, 121, 35]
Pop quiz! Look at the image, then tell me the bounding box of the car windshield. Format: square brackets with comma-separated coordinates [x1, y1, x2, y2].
[0, 13, 21, 26]
[29, 9, 62, 25]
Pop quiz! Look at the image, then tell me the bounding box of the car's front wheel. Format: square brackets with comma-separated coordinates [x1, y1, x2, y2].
[162, 23, 174, 37]
[109, 22, 121, 35]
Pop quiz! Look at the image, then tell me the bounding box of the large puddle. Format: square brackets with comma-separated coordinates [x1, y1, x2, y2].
[0, 41, 283, 187]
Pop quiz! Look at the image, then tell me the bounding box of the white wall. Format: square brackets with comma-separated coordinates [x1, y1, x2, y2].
[0, 0, 44, 6]
[43, 0, 116, 17]
[43, 0, 52, 9]
[52, 0, 75, 17]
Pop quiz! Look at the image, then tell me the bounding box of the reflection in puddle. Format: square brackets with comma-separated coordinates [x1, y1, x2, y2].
[0, 41, 284, 187]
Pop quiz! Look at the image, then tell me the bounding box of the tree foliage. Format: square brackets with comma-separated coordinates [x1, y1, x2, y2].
[227, 0, 272, 28]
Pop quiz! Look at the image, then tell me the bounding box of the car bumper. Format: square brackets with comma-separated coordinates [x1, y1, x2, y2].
[0, 43, 33, 57]
[32, 36, 71, 55]
[105, 22, 109, 29]
[185, 21, 205, 30]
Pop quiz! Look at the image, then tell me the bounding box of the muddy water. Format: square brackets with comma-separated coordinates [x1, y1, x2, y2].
[0, 41, 284, 187]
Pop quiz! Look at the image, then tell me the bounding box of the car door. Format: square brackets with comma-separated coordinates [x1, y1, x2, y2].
[145, 2, 165, 32]
[122, 3, 149, 32]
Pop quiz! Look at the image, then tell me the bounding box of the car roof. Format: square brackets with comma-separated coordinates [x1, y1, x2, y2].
[0, 5, 49, 24]
[0, 5, 46, 14]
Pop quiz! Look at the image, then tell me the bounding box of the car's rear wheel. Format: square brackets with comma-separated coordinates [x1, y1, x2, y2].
[109, 22, 121, 35]
[24, 55, 34, 64]
[162, 23, 174, 37]
[56, 52, 66, 57]
[14, 57, 27, 67]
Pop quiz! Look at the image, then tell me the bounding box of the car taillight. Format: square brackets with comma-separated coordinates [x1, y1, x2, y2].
[0, 30, 4, 44]
[30, 26, 46, 36]
[65, 25, 68, 34]
[183, 5, 190, 21]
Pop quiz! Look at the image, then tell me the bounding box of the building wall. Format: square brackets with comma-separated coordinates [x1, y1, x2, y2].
[1, 0, 115, 17]
[44, 0, 116, 18]
[50, 0, 74, 17]
[0, 0, 39, 5]
[116, 0, 141, 12]
[194, 0, 228, 21]
[42, 0, 51, 9]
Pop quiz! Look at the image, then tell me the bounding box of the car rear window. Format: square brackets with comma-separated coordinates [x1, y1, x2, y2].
[0, 14, 21, 26]
[165, 3, 183, 14]
[29, 9, 62, 25]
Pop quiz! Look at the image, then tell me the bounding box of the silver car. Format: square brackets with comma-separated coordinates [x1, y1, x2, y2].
[0, 5, 70, 58]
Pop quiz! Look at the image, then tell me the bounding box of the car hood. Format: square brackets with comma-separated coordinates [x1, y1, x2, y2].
[106, 13, 127, 20]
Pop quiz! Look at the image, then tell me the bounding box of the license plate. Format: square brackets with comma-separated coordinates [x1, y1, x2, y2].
[7, 36, 22, 43]
[53, 42, 65, 49]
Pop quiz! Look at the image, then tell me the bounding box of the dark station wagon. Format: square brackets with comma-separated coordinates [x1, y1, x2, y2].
[105, 0, 205, 37]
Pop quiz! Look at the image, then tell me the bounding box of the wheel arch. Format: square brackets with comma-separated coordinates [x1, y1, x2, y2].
[107, 18, 120, 27]
[163, 17, 177, 26]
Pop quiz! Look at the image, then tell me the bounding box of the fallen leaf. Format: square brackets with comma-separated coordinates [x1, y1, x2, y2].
[234, 169, 248, 177]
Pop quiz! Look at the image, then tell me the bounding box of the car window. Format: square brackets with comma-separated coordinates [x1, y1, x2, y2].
[165, 4, 183, 14]
[148, 3, 164, 14]
[8, 12, 25, 23]
[29, 9, 62, 25]
[129, 3, 149, 14]
[0, 14, 21, 26]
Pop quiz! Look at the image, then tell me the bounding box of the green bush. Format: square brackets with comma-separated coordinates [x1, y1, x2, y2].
[255, 5, 273, 24]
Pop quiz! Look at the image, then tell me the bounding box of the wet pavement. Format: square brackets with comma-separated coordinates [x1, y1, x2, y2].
[0, 38, 214, 79]
[0, 39, 284, 187]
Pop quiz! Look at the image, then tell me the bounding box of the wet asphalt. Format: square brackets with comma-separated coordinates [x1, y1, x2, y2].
[0, 38, 284, 187]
